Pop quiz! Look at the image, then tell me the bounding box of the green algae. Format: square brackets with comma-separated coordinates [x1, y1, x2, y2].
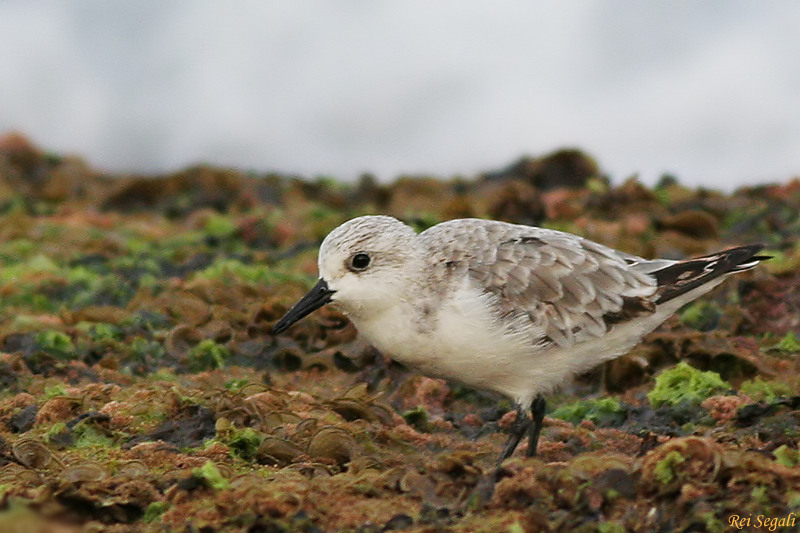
[647, 362, 730, 408]
[195, 257, 311, 286]
[123, 309, 172, 333]
[550, 397, 626, 426]
[750, 485, 770, 507]
[224, 427, 263, 461]
[43, 383, 69, 399]
[0, 238, 35, 260]
[698, 513, 727, 533]
[596, 522, 627, 533]
[762, 244, 800, 275]
[586, 176, 610, 195]
[505, 522, 526, 533]
[73, 420, 115, 448]
[407, 212, 441, 233]
[224, 378, 251, 392]
[775, 331, 800, 353]
[0, 254, 141, 312]
[402, 406, 431, 432]
[45, 421, 68, 442]
[147, 368, 180, 382]
[143, 501, 170, 523]
[0, 256, 66, 312]
[193, 460, 231, 490]
[130, 337, 166, 362]
[773, 445, 800, 467]
[111, 255, 162, 276]
[203, 213, 239, 239]
[679, 300, 722, 331]
[75, 322, 122, 342]
[2, 292, 53, 313]
[0, 254, 59, 281]
[188, 339, 232, 371]
[68, 275, 139, 309]
[653, 450, 686, 485]
[196, 258, 273, 284]
[740, 377, 792, 403]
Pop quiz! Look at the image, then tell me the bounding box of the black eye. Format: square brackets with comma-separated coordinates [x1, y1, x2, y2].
[350, 253, 371, 270]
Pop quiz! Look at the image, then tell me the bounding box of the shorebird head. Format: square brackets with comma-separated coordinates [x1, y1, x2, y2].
[272, 215, 417, 334]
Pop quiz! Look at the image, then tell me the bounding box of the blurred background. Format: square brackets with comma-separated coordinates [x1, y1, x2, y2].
[1, 0, 799, 189]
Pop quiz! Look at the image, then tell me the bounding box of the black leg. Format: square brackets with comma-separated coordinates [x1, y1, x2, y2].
[526, 395, 546, 457]
[496, 405, 530, 467]
[473, 402, 540, 508]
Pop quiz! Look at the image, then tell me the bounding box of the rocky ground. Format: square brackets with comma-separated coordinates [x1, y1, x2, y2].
[0, 133, 798, 532]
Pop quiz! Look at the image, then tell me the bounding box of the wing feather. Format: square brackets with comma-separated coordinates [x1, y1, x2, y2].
[419, 220, 659, 349]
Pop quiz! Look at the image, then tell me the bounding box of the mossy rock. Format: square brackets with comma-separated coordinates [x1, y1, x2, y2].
[648, 362, 730, 408]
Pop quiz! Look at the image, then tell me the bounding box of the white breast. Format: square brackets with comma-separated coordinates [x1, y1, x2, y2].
[350, 278, 539, 400]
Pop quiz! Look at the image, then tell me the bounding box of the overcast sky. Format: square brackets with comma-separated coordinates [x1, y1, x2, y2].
[1, 1, 799, 189]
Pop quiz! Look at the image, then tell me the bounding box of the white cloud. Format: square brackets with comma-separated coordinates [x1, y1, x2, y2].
[1, 0, 798, 189]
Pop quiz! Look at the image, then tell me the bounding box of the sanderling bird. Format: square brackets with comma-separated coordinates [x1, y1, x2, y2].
[272, 216, 766, 463]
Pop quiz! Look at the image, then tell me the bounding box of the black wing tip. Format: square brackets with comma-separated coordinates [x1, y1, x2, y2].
[735, 242, 765, 254]
[736, 243, 766, 252]
[696, 243, 769, 266]
[654, 243, 768, 304]
[725, 243, 771, 271]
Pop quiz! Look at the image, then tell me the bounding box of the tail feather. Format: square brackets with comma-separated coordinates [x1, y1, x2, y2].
[652, 244, 767, 304]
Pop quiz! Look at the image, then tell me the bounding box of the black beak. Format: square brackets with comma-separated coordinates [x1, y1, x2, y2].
[272, 279, 336, 334]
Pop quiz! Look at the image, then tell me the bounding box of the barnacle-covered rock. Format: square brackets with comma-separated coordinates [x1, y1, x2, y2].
[638, 436, 722, 495]
[164, 324, 201, 357]
[325, 396, 394, 425]
[116, 460, 150, 480]
[12, 438, 55, 469]
[256, 436, 304, 465]
[306, 426, 356, 466]
[59, 461, 108, 483]
[0, 462, 41, 486]
[326, 398, 378, 422]
[262, 410, 303, 431]
[158, 291, 213, 326]
[292, 418, 319, 444]
[285, 461, 334, 479]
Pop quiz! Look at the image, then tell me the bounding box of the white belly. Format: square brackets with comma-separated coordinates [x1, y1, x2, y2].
[350, 281, 541, 402]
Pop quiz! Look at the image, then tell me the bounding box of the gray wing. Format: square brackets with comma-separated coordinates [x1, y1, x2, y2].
[420, 219, 658, 348]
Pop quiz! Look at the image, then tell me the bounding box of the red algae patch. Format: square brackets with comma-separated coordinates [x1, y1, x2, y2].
[702, 394, 751, 423]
